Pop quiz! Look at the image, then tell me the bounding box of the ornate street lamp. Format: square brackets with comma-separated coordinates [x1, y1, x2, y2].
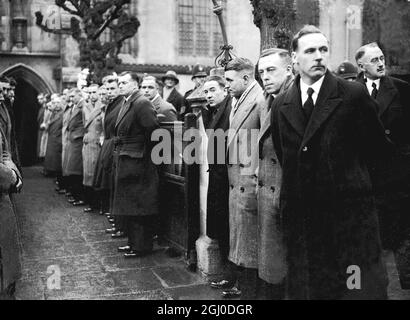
[211, 0, 235, 68]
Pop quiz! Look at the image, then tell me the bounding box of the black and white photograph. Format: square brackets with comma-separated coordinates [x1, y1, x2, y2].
[0, 0, 410, 303]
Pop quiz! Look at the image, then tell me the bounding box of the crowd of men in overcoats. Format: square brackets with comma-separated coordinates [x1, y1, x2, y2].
[2, 23, 410, 300]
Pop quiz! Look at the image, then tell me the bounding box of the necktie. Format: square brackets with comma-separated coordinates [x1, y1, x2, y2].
[371, 82, 378, 99]
[303, 87, 315, 120]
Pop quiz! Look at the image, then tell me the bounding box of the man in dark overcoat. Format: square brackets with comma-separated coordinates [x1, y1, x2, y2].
[271, 25, 393, 300]
[65, 88, 85, 205]
[0, 123, 22, 300]
[356, 42, 410, 289]
[113, 71, 160, 258]
[202, 75, 233, 289]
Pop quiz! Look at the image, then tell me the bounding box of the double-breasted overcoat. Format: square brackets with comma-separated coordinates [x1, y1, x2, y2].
[111, 91, 160, 217]
[82, 103, 104, 186]
[271, 71, 393, 299]
[226, 81, 263, 269]
[64, 100, 85, 176]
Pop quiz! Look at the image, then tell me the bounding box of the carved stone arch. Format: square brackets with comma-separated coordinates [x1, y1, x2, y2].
[0, 63, 54, 95]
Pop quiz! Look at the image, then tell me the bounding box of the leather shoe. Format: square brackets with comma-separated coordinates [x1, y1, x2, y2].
[108, 218, 115, 223]
[65, 192, 73, 197]
[124, 250, 150, 258]
[67, 197, 76, 203]
[104, 212, 111, 217]
[222, 287, 241, 299]
[118, 245, 131, 253]
[105, 228, 117, 234]
[58, 189, 66, 195]
[73, 200, 85, 206]
[83, 207, 93, 213]
[210, 280, 232, 289]
[111, 231, 126, 238]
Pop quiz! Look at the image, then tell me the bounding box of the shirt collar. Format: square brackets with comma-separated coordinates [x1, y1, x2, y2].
[300, 75, 325, 97]
[364, 76, 381, 92]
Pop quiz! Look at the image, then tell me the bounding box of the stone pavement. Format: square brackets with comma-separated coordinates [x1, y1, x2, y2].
[14, 167, 222, 300]
[13, 167, 410, 300]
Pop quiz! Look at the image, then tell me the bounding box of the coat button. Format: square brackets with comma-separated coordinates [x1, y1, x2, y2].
[302, 146, 308, 152]
[240, 187, 245, 193]
[271, 158, 277, 164]
[385, 129, 391, 135]
[271, 186, 275, 193]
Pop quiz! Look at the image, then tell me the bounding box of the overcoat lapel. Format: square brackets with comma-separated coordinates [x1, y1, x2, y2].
[68, 101, 83, 125]
[301, 72, 342, 147]
[281, 83, 306, 139]
[377, 76, 398, 116]
[115, 90, 142, 129]
[48, 110, 63, 126]
[227, 84, 260, 148]
[84, 105, 102, 129]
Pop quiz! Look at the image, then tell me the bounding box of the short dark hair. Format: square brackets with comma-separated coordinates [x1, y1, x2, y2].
[225, 57, 255, 76]
[292, 25, 325, 52]
[259, 48, 292, 66]
[355, 42, 380, 63]
[119, 71, 140, 83]
[8, 77, 16, 87]
[204, 75, 226, 88]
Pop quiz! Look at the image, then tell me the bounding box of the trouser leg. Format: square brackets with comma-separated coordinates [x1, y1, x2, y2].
[127, 216, 154, 252]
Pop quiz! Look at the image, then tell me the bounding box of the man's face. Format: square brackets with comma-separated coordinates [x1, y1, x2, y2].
[225, 70, 248, 99]
[358, 46, 386, 80]
[164, 78, 176, 89]
[259, 54, 292, 95]
[37, 95, 44, 104]
[141, 79, 158, 100]
[105, 81, 119, 101]
[293, 33, 329, 84]
[71, 92, 81, 105]
[0, 88, 5, 102]
[7, 86, 15, 101]
[193, 76, 206, 88]
[88, 86, 99, 103]
[118, 74, 137, 96]
[203, 80, 226, 107]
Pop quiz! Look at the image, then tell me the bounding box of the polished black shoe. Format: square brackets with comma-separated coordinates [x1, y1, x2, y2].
[210, 280, 232, 289]
[105, 228, 117, 234]
[65, 192, 73, 197]
[124, 250, 150, 258]
[118, 245, 131, 253]
[104, 212, 111, 217]
[73, 200, 86, 206]
[67, 197, 76, 203]
[111, 231, 126, 238]
[83, 207, 93, 213]
[221, 287, 241, 299]
[58, 189, 66, 195]
[108, 218, 115, 223]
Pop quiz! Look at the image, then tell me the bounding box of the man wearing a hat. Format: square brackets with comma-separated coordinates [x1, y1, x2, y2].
[335, 61, 358, 81]
[161, 70, 184, 118]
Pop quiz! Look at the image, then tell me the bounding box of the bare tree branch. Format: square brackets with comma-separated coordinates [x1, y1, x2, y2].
[35, 11, 72, 35]
[55, 0, 82, 17]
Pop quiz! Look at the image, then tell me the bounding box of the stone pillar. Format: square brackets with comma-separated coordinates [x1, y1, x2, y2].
[187, 84, 225, 281]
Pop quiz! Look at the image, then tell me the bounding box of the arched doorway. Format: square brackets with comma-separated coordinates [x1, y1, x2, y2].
[1, 64, 53, 166]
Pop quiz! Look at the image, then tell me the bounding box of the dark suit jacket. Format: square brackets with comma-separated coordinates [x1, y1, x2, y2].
[166, 88, 184, 115]
[357, 73, 410, 186]
[205, 96, 232, 250]
[271, 71, 392, 299]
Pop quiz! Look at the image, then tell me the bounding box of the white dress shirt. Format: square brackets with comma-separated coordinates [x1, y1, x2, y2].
[365, 78, 380, 96]
[300, 75, 325, 106]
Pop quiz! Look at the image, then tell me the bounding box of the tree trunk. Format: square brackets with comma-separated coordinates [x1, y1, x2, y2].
[250, 0, 296, 51]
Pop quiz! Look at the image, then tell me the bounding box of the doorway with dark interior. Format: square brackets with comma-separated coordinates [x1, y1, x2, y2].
[13, 78, 41, 167]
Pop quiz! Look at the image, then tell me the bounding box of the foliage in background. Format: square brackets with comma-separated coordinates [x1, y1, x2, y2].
[35, 0, 140, 83]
